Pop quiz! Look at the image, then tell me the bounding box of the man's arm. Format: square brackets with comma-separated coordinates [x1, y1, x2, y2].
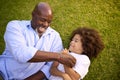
[28, 50, 76, 68]
[26, 51, 76, 80]
[25, 71, 46, 80]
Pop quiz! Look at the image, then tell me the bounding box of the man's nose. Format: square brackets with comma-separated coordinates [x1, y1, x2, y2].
[43, 21, 49, 27]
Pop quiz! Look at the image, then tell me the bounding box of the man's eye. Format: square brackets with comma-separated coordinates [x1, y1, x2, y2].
[39, 18, 45, 22]
[48, 21, 51, 23]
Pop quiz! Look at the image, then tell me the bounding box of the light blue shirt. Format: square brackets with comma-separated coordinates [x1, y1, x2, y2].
[0, 20, 63, 80]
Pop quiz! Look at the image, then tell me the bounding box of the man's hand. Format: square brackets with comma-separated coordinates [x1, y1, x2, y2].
[57, 48, 76, 68]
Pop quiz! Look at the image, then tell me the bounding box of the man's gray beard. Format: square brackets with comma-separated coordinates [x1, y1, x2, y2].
[35, 28, 43, 38]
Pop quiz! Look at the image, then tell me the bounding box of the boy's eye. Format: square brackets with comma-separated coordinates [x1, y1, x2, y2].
[71, 39, 78, 42]
[75, 40, 78, 42]
[71, 39, 74, 41]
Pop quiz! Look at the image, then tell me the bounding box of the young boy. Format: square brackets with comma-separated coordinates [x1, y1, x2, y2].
[49, 27, 104, 80]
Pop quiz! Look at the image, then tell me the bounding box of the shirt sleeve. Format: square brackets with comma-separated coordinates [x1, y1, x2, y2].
[73, 55, 90, 79]
[4, 21, 38, 63]
[41, 31, 63, 79]
[41, 62, 53, 78]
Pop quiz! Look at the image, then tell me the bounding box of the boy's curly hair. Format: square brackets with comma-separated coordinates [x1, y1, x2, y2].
[70, 27, 104, 59]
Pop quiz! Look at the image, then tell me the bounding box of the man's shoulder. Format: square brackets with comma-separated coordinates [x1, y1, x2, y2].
[7, 20, 30, 29]
[8, 20, 30, 24]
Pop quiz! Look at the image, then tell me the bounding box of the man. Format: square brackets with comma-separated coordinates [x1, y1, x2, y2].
[0, 2, 76, 80]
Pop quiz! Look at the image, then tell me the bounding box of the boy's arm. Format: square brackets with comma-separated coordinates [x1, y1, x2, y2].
[64, 65, 80, 80]
[62, 49, 80, 80]
[50, 61, 72, 80]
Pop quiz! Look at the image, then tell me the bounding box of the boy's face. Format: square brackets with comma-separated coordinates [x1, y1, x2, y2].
[69, 34, 83, 54]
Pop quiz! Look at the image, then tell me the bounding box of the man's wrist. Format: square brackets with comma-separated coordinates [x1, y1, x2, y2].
[57, 53, 63, 62]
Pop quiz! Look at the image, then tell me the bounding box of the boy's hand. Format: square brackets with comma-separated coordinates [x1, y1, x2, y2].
[62, 48, 69, 54]
[58, 48, 76, 68]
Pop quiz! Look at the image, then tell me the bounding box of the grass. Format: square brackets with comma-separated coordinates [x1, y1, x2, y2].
[0, 0, 120, 80]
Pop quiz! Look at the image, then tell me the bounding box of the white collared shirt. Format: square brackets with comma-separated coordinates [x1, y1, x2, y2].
[0, 20, 63, 80]
[49, 52, 90, 80]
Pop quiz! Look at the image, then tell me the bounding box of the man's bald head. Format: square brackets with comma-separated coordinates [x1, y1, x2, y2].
[33, 2, 52, 16]
[31, 2, 53, 34]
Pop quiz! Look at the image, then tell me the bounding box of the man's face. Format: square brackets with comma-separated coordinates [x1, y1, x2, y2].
[32, 9, 53, 36]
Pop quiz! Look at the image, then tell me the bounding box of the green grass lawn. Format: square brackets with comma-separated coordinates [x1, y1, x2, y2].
[0, 0, 120, 80]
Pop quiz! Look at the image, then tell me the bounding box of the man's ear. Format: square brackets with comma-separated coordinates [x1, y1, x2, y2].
[32, 11, 34, 17]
